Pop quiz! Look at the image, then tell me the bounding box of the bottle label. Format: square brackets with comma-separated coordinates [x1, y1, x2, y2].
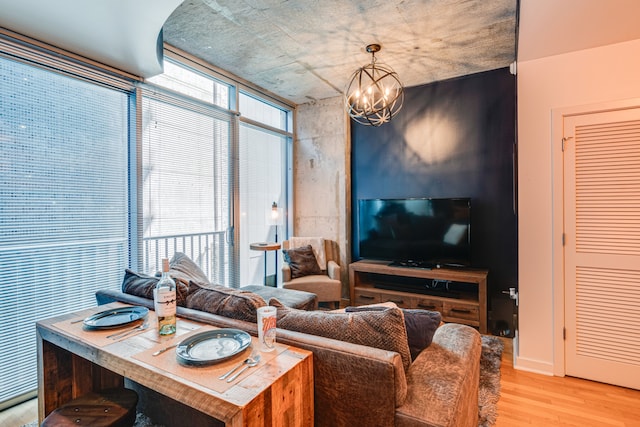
[154, 288, 176, 317]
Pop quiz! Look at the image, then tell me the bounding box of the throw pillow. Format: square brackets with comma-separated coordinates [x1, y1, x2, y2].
[121, 269, 189, 306]
[282, 245, 322, 279]
[186, 280, 266, 323]
[346, 306, 442, 360]
[270, 298, 412, 372]
[168, 252, 211, 292]
[402, 309, 442, 360]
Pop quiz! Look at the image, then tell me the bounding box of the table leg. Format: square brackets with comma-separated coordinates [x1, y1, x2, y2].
[263, 252, 268, 285]
[274, 249, 278, 285]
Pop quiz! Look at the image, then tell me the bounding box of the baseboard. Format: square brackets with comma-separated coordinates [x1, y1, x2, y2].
[514, 354, 555, 376]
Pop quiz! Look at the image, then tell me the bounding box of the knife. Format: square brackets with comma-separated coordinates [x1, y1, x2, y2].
[152, 343, 177, 356]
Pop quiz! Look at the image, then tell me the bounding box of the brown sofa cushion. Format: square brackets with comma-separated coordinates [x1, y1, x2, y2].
[346, 306, 441, 360]
[121, 269, 189, 307]
[186, 280, 266, 323]
[282, 245, 322, 279]
[270, 298, 412, 372]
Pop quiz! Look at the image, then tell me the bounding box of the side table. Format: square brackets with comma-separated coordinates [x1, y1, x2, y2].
[250, 241, 281, 287]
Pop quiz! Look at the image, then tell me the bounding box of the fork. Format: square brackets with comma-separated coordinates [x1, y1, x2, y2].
[226, 354, 261, 382]
[219, 351, 257, 380]
[106, 321, 149, 339]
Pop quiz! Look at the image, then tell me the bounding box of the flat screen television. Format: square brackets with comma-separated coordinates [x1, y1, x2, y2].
[357, 198, 471, 268]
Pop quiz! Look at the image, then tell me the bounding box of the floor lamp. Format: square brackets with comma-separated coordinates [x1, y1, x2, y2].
[269, 201, 282, 286]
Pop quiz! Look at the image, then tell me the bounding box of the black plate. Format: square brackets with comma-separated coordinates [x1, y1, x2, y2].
[83, 306, 149, 330]
[176, 329, 252, 366]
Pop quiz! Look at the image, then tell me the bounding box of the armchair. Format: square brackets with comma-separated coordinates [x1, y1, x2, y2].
[281, 238, 342, 308]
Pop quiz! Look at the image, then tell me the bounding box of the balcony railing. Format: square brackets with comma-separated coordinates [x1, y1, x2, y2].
[143, 231, 230, 285]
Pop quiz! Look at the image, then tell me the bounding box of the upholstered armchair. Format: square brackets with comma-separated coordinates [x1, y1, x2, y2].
[281, 237, 342, 308]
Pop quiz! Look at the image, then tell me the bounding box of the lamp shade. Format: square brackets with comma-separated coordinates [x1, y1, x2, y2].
[344, 44, 404, 127]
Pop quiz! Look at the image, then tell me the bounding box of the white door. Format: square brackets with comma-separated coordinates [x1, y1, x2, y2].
[563, 106, 640, 390]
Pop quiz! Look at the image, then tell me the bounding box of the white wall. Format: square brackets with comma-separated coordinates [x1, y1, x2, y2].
[294, 97, 351, 298]
[517, 38, 640, 374]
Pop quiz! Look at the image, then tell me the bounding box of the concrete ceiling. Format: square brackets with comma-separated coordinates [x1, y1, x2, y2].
[162, 0, 519, 104]
[2, 1, 640, 107]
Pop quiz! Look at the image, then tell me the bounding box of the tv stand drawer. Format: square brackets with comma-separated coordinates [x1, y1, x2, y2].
[354, 289, 415, 308]
[353, 289, 381, 305]
[413, 297, 444, 312]
[443, 301, 479, 322]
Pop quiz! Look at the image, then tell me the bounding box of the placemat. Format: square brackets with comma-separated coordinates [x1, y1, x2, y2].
[52, 303, 158, 348]
[132, 328, 286, 394]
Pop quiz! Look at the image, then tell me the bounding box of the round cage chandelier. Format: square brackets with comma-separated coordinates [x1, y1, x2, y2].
[344, 44, 404, 127]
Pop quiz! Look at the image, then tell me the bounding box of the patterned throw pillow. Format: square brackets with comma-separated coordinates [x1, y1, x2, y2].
[346, 305, 442, 360]
[270, 298, 412, 372]
[186, 280, 266, 323]
[282, 245, 322, 279]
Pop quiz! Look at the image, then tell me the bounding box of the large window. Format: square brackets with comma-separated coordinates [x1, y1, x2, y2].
[239, 92, 292, 286]
[0, 55, 131, 408]
[142, 59, 294, 288]
[0, 42, 293, 409]
[139, 83, 235, 285]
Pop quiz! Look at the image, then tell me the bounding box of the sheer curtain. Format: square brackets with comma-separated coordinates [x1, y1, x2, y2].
[0, 55, 131, 408]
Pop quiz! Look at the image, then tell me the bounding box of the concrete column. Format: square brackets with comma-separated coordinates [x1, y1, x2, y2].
[294, 96, 351, 300]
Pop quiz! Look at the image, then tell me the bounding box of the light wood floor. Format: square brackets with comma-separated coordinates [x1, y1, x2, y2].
[2, 339, 639, 427]
[496, 339, 640, 426]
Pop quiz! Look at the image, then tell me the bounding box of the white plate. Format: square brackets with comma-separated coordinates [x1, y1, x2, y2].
[176, 329, 252, 366]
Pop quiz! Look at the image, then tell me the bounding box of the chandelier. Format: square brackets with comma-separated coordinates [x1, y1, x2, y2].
[344, 44, 404, 127]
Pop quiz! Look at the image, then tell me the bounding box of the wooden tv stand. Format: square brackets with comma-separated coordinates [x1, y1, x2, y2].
[349, 260, 488, 334]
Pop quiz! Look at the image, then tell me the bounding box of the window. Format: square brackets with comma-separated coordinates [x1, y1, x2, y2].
[139, 85, 235, 285]
[238, 92, 292, 286]
[239, 92, 289, 130]
[0, 55, 131, 408]
[142, 59, 294, 288]
[147, 59, 229, 108]
[0, 41, 293, 409]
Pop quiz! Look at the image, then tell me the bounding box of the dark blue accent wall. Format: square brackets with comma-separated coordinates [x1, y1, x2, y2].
[351, 67, 517, 295]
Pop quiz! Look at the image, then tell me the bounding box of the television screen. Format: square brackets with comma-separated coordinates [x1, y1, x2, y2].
[357, 198, 471, 268]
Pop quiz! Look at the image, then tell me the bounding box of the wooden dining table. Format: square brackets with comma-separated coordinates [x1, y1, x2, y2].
[36, 302, 314, 426]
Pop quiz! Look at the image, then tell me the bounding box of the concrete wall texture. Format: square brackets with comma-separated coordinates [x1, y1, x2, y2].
[294, 97, 351, 299]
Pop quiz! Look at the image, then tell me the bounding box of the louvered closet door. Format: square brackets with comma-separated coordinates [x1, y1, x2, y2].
[564, 107, 640, 390]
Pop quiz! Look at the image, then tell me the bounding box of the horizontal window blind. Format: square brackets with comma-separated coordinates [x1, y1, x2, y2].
[0, 28, 138, 90]
[139, 84, 236, 286]
[0, 55, 131, 408]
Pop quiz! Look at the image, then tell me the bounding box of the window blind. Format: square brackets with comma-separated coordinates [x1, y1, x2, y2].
[139, 84, 237, 287]
[0, 55, 131, 409]
[144, 49, 294, 290]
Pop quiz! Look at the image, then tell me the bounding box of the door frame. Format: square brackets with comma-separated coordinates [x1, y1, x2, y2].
[551, 97, 640, 376]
